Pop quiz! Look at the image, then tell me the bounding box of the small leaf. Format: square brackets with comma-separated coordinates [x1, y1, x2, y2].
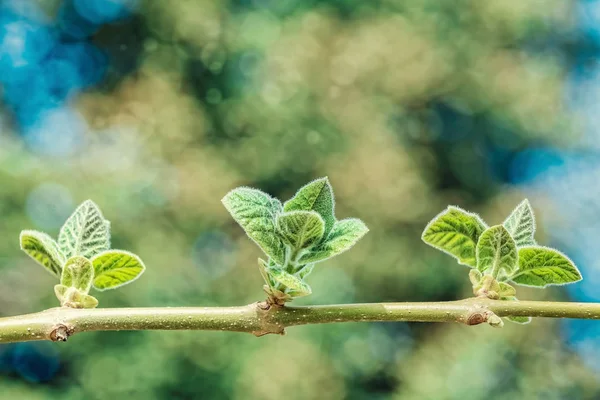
[58, 200, 111, 259]
[422, 206, 488, 268]
[511, 246, 582, 287]
[277, 211, 325, 250]
[269, 268, 312, 297]
[283, 177, 336, 238]
[501, 296, 532, 324]
[20, 230, 65, 277]
[503, 199, 536, 247]
[92, 250, 146, 291]
[476, 225, 518, 276]
[55, 285, 98, 308]
[61, 256, 94, 294]
[469, 269, 482, 285]
[498, 282, 516, 297]
[296, 263, 315, 280]
[222, 188, 286, 265]
[258, 258, 275, 288]
[299, 218, 368, 264]
[54, 284, 69, 301]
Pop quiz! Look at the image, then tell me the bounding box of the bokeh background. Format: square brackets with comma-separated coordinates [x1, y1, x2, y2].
[1, 0, 600, 398]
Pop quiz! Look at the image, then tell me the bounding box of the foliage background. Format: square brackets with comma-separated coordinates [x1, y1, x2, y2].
[1, 0, 600, 398]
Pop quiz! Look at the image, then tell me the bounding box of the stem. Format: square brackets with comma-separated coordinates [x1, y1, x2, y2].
[1, 298, 600, 343]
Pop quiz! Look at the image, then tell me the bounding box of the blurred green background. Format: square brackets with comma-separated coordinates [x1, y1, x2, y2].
[2, 0, 600, 399]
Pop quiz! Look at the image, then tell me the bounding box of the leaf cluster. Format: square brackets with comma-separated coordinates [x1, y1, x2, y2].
[222, 177, 368, 304]
[20, 200, 146, 308]
[422, 200, 582, 324]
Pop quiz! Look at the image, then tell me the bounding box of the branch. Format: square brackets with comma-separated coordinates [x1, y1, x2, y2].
[1, 298, 600, 343]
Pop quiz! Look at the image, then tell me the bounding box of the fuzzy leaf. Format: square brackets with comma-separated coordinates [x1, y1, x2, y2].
[297, 263, 315, 280]
[58, 200, 110, 259]
[422, 206, 488, 268]
[92, 250, 146, 291]
[258, 258, 275, 288]
[299, 218, 368, 264]
[61, 256, 94, 294]
[283, 177, 336, 238]
[501, 296, 532, 324]
[277, 211, 325, 250]
[222, 188, 286, 265]
[476, 225, 518, 276]
[469, 269, 482, 285]
[269, 268, 312, 297]
[54, 285, 98, 308]
[503, 199, 536, 247]
[498, 282, 516, 297]
[511, 246, 582, 287]
[20, 230, 65, 277]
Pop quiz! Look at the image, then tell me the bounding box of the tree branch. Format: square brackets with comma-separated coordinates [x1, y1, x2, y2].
[1, 298, 600, 343]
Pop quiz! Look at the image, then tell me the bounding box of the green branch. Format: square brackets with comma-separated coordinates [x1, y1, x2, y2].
[2, 298, 600, 343]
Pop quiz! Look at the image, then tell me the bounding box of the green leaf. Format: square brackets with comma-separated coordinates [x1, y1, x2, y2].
[296, 263, 315, 280]
[277, 211, 325, 250]
[54, 285, 99, 309]
[503, 199, 536, 247]
[498, 282, 516, 297]
[269, 268, 312, 297]
[422, 206, 488, 268]
[20, 230, 65, 277]
[476, 225, 518, 276]
[61, 256, 94, 294]
[299, 218, 368, 264]
[91, 250, 146, 291]
[258, 258, 275, 288]
[58, 200, 111, 259]
[283, 177, 336, 238]
[222, 187, 286, 265]
[501, 296, 532, 324]
[511, 246, 582, 287]
[469, 269, 482, 285]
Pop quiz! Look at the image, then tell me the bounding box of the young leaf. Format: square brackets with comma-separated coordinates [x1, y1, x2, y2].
[422, 206, 488, 268]
[258, 258, 275, 288]
[299, 218, 368, 264]
[283, 177, 336, 238]
[476, 225, 518, 276]
[55, 285, 98, 309]
[503, 199, 536, 247]
[20, 230, 65, 277]
[58, 200, 111, 259]
[91, 250, 146, 291]
[61, 256, 94, 294]
[501, 296, 532, 324]
[510, 246, 582, 287]
[498, 282, 516, 297]
[269, 268, 312, 297]
[222, 188, 286, 265]
[469, 269, 482, 285]
[296, 263, 315, 280]
[277, 211, 325, 250]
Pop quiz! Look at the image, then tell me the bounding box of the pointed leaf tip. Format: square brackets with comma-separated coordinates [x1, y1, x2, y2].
[58, 200, 110, 259]
[503, 199, 536, 247]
